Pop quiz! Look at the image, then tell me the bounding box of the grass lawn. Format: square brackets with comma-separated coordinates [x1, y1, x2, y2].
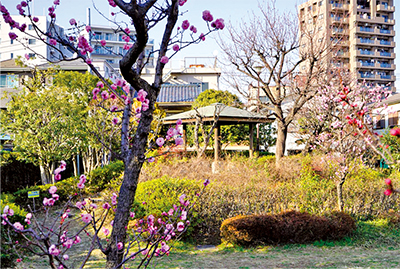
[16, 218, 400, 269]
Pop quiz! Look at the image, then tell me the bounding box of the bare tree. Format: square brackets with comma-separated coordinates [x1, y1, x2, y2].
[219, 1, 334, 163]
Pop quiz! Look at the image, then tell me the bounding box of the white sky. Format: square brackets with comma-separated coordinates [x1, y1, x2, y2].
[1, 0, 399, 90]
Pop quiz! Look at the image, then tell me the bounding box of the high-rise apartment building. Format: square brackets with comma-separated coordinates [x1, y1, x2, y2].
[298, 0, 396, 92]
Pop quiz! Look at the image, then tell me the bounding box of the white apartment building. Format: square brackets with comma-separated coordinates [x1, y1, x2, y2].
[0, 15, 72, 64]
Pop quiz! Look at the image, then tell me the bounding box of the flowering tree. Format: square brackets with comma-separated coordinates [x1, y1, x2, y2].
[311, 72, 398, 210]
[1, 0, 223, 267]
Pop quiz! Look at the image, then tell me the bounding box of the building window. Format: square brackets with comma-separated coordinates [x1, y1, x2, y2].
[374, 115, 385, 129]
[10, 39, 13, 44]
[105, 33, 113, 41]
[319, 14, 324, 19]
[28, 24, 33, 30]
[28, 39, 36, 45]
[0, 74, 19, 88]
[318, 1, 323, 6]
[10, 53, 13, 58]
[389, 112, 398, 127]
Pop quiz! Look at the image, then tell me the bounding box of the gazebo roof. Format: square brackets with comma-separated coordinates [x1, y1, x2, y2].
[163, 103, 273, 125]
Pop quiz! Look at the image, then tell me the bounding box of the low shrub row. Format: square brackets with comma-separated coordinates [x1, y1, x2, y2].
[0, 197, 28, 267]
[220, 211, 356, 246]
[11, 161, 124, 209]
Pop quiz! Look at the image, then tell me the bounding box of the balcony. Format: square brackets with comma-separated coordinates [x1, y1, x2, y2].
[377, 4, 395, 12]
[380, 75, 393, 80]
[379, 52, 395, 58]
[330, 3, 349, 10]
[358, 73, 376, 79]
[356, 50, 374, 56]
[357, 62, 375, 68]
[357, 14, 372, 23]
[358, 38, 374, 44]
[377, 63, 395, 70]
[376, 29, 395, 36]
[359, 26, 374, 33]
[335, 52, 349, 58]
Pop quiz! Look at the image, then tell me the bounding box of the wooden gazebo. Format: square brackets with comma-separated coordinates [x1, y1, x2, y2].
[162, 103, 273, 160]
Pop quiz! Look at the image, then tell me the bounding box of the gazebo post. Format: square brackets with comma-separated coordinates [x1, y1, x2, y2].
[249, 123, 254, 158]
[214, 123, 220, 161]
[183, 124, 187, 155]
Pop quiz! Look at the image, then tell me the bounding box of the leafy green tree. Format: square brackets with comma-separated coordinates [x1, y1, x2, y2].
[192, 89, 241, 108]
[1, 68, 88, 184]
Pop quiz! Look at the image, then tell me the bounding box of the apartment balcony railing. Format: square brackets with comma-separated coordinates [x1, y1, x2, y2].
[359, 73, 375, 79]
[377, 4, 395, 12]
[380, 63, 392, 68]
[380, 29, 391, 34]
[380, 75, 392, 80]
[361, 62, 375, 67]
[360, 38, 374, 44]
[380, 51, 393, 57]
[359, 50, 374, 56]
[360, 27, 374, 32]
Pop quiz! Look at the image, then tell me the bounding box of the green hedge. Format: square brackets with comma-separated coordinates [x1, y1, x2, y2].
[132, 176, 203, 240]
[11, 161, 124, 209]
[0, 198, 28, 267]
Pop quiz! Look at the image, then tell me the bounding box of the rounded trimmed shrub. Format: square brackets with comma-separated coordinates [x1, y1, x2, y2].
[220, 211, 356, 246]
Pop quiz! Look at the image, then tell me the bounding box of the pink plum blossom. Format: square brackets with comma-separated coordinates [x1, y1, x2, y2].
[49, 38, 57, 46]
[182, 20, 190, 30]
[85, 25, 91, 32]
[117, 242, 123, 250]
[108, 0, 117, 7]
[156, 137, 165, 147]
[112, 117, 119, 125]
[103, 228, 110, 236]
[49, 245, 60, 256]
[100, 39, 106, 46]
[385, 178, 392, 185]
[63, 254, 69, 260]
[77, 182, 85, 189]
[33, 17, 39, 22]
[175, 137, 184, 146]
[75, 201, 83, 209]
[81, 213, 92, 223]
[69, 18, 76, 25]
[199, 33, 205, 41]
[101, 91, 109, 100]
[202, 10, 213, 22]
[9, 32, 18, 40]
[74, 236, 81, 244]
[172, 44, 180, 51]
[179, 0, 187, 6]
[137, 89, 148, 102]
[13, 222, 24, 231]
[177, 222, 185, 232]
[203, 178, 210, 187]
[130, 211, 135, 218]
[110, 105, 118, 112]
[79, 174, 87, 183]
[148, 157, 155, 163]
[160, 56, 169, 64]
[49, 186, 57, 194]
[103, 202, 111, 209]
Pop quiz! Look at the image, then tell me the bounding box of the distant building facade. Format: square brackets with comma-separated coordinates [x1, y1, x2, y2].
[298, 0, 396, 91]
